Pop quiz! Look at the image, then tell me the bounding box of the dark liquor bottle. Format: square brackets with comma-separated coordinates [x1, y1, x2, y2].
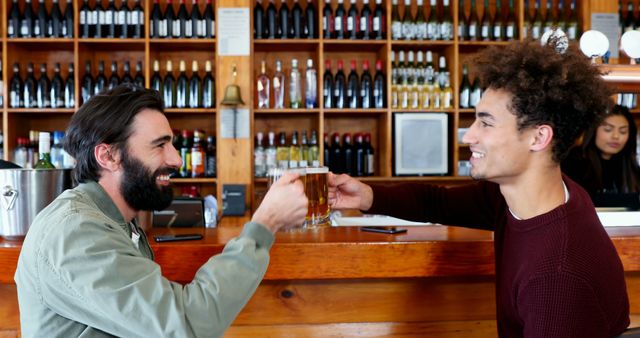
[360, 60, 373, 109]
[130, 0, 143, 38]
[468, 0, 479, 40]
[176, 60, 188, 108]
[189, 61, 202, 108]
[50, 62, 64, 108]
[134, 61, 144, 87]
[329, 132, 342, 173]
[36, 63, 50, 108]
[292, 0, 303, 38]
[117, 0, 129, 38]
[205, 135, 216, 177]
[333, 60, 346, 108]
[163, 60, 176, 107]
[359, 0, 372, 39]
[334, 0, 346, 39]
[8, 0, 20, 38]
[106, 0, 117, 38]
[372, 0, 385, 39]
[323, 59, 333, 108]
[81, 61, 94, 103]
[323, 0, 333, 38]
[346, 60, 359, 108]
[165, 0, 176, 38]
[151, 60, 162, 92]
[175, 0, 188, 38]
[458, 0, 467, 40]
[62, 0, 74, 37]
[342, 133, 354, 176]
[373, 60, 385, 108]
[323, 133, 330, 168]
[254, 0, 265, 38]
[24, 63, 37, 108]
[346, 0, 358, 39]
[203, 0, 214, 38]
[122, 61, 133, 83]
[94, 60, 107, 94]
[305, 0, 316, 38]
[10, 63, 23, 108]
[35, 0, 48, 37]
[363, 132, 374, 176]
[203, 60, 215, 108]
[87, 0, 97, 37]
[21, 0, 34, 37]
[354, 133, 364, 176]
[108, 61, 120, 90]
[188, 0, 201, 38]
[64, 62, 75, 108]
[94, 0, 104, 37]
[150, 0, 162, 37]
[49, 0, 62, 37]
[266, 0, 277, 38]
[278, 0, 290, 39]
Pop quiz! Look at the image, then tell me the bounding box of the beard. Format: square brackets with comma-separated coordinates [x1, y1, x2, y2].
[120, 150, 174, 211]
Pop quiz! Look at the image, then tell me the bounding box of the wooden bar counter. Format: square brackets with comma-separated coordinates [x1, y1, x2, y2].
[1, 225, 639, 337]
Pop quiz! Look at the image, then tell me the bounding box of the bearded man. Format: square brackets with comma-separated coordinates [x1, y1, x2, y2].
[15, 84, 308, 337]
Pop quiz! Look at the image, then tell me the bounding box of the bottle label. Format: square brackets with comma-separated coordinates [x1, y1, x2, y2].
[186, 23, 193, 37]
[460, 88, 470, 108]
[373, 17, 380, 31]
[160, 19, 167, 36]
[347, 17, 354, 31]
[507, 25, 514, 39]
[568, 26, 576, 40]
[366, 154, 374, 174]
[118, 11, 125, 25]
[532, 25, 540, 39]
[469, 24, 476, 37]
[391, 21, 402, 39]
[334, 89, 340, 96]
[401, 22, 414, 39]
[10, 91, 20, 108]
[493, 26, 501, 40]
[425, 22, 436, 40]
[80, 11, 86, 25]
[335, 16, 342, 31]
[104, 12, 112, 25]
[360, 16, 366, 32]
[480, 24, 489, 39]
[191, 151, 203, 166]
[173, 21, 180, 36]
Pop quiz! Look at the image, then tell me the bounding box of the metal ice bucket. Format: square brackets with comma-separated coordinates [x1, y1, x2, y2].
[0, 169, 72, 240]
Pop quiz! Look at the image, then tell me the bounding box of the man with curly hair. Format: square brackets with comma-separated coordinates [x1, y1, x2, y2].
[328, 40, 630, 337]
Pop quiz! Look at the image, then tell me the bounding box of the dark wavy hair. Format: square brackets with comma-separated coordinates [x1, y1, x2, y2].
[473, 40, 612, 163]
[63, 84, 165, 184]
[581, 104, 640, 193]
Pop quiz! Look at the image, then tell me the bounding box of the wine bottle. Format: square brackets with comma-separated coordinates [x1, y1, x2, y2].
[360, 60, 373, 109]
[359, 0, 372, 39]
[323, 59, 334, 108]
[505, 0, 516, 40]
[122, 61, 133, 83]
[88, 0, 98, 37]
[459, 64, 471, 108]
[329, 133, 342, 173]
[566, 0, 578, 40]
[94, 60, 107, 94]
[254, 132, 267, 177]
[401, 0, 414, 40]
[10, 63, 23, 108]
[191, 130, 206, 178]
[423, 0, 434, 40]
[468, 0, 479, 40]
[458, 0, 467, 40]
[189, 0, 201, 38]
[309, 130, 320, 167]
[346, 60, 359, 108]
[34, 132, 55, 169]
[205, 135, 216, 177]
[364, 132, 374, 176]
[440, 0, 453, 40]
[164, 60, 176, 107]
[202, 0, 214, 38]
[81, 61, 94, 103]
[333, 60, 346, 108]
[203, 60, 215, 108]
[8, 0, 20, 38]
[150, 0, 162, 38]
[131, 0, 143, 38]
[151, 60, 162, 92]
[50, 63, 64, 108]
[289, 59, 302, 108]
[165, 0, 176, 38]
[278, 0, 290, 38]
[36, 63, 50, 108]
[257, 60, 270, 108]
[94, 0, 104, 37]
[62, 0, 74, 38]
[254, 0, 265, 39]
[175, 0, 188, 38]
[334, 0, 346, 39]
[322, 0, 334, 38]
[372, 0, 385, 39]
[304, 59, 317, 108]
[542, 0, 552, 36]
[64, 62, 75, 108]
[492, 0, 503, 41]
[273, 60, 285, 109]
[134, 61, 144, 87]
[106, 0, 117, 38]
[299, 130, 309, 167]
[342, 133, 354, 176]
[176, 60, 188, 108]
[189, 61, 202, 108]
[373, 59, 385, 108]
[35, 0, 47, 37]
[479, 0, 490, 41]
[118, 0, 129, 38]
[289, 131, 301, 168]
[292, 0, 303, 38]
[108, 61, 120, 90]
[346, 0, 358, 39]
[470, 73, 482, 108]
[21, 0, 34, 38]
[391, 0, 401, 39]
[266, 0, 277, 39]
[305, 0, 316, 38]
[24, 63, 37, 108]
[353, 133, 364, 176]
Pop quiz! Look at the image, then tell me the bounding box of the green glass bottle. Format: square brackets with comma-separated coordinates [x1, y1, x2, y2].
[34, 132, 55, 169]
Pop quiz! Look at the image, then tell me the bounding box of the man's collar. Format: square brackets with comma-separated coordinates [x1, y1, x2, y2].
[77, 181, 127, 226]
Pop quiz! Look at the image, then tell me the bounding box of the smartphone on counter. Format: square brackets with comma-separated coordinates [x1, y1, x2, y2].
[360, 226, 408, 234]
[154, 234, 203, 243]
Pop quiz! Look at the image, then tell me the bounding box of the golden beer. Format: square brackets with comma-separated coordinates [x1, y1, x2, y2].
[304, 167, 330, 228]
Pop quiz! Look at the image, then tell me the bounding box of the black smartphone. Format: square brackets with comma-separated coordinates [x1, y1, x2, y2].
[154, 234, 204, 243]
[360, 226, 408, 234]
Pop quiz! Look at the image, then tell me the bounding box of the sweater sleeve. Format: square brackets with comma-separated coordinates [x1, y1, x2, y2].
[368, 181, 504, 230]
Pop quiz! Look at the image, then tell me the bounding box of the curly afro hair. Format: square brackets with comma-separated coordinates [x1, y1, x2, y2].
[473, 40, 612, 163]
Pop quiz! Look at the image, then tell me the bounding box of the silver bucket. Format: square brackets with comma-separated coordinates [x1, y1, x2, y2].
[0, 169, 72, 240]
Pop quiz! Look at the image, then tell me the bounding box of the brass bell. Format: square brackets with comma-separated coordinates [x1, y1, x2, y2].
[221, 64, 245, 106]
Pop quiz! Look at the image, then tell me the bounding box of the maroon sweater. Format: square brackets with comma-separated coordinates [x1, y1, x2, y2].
[369, 177, 629, 338]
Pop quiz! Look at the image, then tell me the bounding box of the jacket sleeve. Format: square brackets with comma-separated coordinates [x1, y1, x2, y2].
[37, 214, 273, 338]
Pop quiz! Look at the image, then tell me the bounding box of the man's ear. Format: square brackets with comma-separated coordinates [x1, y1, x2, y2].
[530, 125, 554, 152]
[94, 144, 121, 172]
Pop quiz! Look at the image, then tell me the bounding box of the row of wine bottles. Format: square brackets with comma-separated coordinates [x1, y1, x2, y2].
[150, 59, 216, 108]
[9, 62, 75, 108]
[322, 0, 386, 40]
[150, 0, 215, 38]
[173, 129, 217, 178]
[79, 0, 144, 38]
[458, 0, 518, 41]
[323, 59, 386, 109]
[254, 130, 321, 176]
[620, 0, 640, 34]
[522, 0, 579, 40]
[254, 0, 317, 39]
[325, 131, 375, 176]
[391, 0, 453, 40]
[8, 0, 74, 38]
[390, 50, 453, 109]
[256, 58, 317, 109]
[80, 60, 144, 103]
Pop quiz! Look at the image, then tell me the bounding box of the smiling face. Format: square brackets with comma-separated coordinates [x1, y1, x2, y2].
[119, 109, 182, 211]
[461, 88, 539, 185]
[595, 114, 629, 160]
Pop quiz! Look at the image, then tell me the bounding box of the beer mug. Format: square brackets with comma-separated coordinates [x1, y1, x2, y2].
[303, 166, 330, 228]
[267, 167, 307, 232]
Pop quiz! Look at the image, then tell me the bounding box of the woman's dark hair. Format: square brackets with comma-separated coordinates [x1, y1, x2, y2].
[63, 84, 164, 184]
[581, 104, 640, 193]
[473, 40, 613, 163]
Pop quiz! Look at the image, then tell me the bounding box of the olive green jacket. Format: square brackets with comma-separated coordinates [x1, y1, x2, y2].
[15, 181, 274, 338]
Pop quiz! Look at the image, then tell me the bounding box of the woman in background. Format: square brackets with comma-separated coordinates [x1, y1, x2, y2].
[563, 104, 640, 195]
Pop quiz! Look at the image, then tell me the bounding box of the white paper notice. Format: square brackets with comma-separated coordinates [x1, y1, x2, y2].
[220, 108, 250, 139]
[591, 13, 621, 58]
[218, 8, 250, 56]
[332, 215, 433, 227]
